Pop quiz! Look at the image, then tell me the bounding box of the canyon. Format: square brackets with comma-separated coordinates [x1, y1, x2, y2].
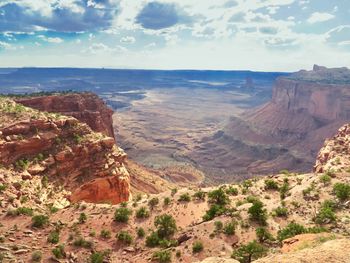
[189, 65, 350, 182]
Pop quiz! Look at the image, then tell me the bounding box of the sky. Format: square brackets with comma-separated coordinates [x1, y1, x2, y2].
[0, 0, 349, 71]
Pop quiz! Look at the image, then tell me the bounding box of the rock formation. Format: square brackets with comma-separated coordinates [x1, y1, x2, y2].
[0, 97, 130, 204]
[190, 66, 350, 180]
[15, 92, 115, 139]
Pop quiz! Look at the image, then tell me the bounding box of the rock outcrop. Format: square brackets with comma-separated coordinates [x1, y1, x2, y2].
[0, 97, 130, 204]
[190, 66, 350, 180]
[15, 92, 115, 139]
[314, 123, 350, 173]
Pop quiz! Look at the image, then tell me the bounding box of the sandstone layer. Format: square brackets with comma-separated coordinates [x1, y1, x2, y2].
[0, 97, 130, 204]
[15, 92, 115, 139]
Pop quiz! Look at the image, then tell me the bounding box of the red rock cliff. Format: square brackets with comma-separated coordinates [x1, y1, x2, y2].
[15, 92, 115, 139]
[0, 98, 130, 204]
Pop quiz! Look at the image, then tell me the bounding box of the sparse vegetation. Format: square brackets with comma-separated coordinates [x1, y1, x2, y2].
[73, 237, 93, 248]
[114, 207, 132, 223]
[52, 244, 65, 259]
[256, 227, 274, 243]
[232, 240, 268, 263]
[273, 206, 288, 217]
[192, 240, 204, 253]
[32, 215, 49, 228]
[193, 190, 206, 200]
[116, 231, 133, 245]
[152, 250, 172, 263]
[31, 251, 42, 262]
[248, 200, 267, 225]
[314, 200, 337, 224]
[100, 229, 111, 239]
[178, 192, 191, 202]
[223, 221, 236, 235]
[155, 214, 177, 239]
[137, 227, 145, 238]
[47, 231, 60, 244]
[277, 222, 306, 241]
[78, 212, 87, 223]
[264, 179, 279, 190]
[319, 174, 332, 186]
[136, 206, 150, 219]
[333, 183, 350, 201]
[149, 197, 159, 210]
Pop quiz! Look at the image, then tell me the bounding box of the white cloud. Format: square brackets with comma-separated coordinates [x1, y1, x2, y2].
[0, 41, 16, 50]
[84, 43, 127, 54]
[120, 36, 136, 44]
[38, 35, 64, 43]
[307, 12, 335, 24]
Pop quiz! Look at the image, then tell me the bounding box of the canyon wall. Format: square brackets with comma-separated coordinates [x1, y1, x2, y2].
[189, 66, 350, 181]
[15, 92, 115, 139]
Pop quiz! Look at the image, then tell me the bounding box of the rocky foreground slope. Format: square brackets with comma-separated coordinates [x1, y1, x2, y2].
[0, 96, 349, 262]
[189, 65, 350, 182]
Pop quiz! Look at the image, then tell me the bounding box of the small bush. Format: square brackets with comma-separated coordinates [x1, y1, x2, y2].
[192, 240, 204, 253]
[0, 184, 7, 193]
[137, 227, 145, 238]
[90, 252, 105, 263]
[73, 237, 93, 248]
[264, 179, 279, 190]
[146, 231, 160, 247]
[7, 207, 33, 216]
[52, 244, 65, 259]
[277, 222, 306, 241]
[223, 221, 236, 235]
[155, 214, 177, 239]
[163, 197, 171, 206]
[116, 231, 133, 245]
[214, 221, 223, 232]
[202, 204, 226, 221]
[171, 188, 177, 196]
[333, 183, 350, 201]
[78, 213, 87, 224]
[32, 215, 49, 228]
[152, 250, 171, 263]
[114, 207, 132, 223]
[208, 188, 230, 206]
[47, 231, 60, 244]
[248, 200, 267, 225]
[314, 200, 337, 224]
[136, 207, 150, 219]
[273, 206, 288, 217]
[148, 197, 159, 210]
[256, 227, 274, 243]
[231, 240, 267, 263]
[226, 186, 239, 196]
[279, 181, 289, 200]
[193, 190, 206, 200]
[31, 250, 42, 262]
[100, 229, 111, 239]
[178, 193, 191, 202]
[319, 174, 331, 186]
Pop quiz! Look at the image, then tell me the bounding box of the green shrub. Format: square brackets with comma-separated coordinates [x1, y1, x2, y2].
[264, 179, 279, 190]
[100, 229, 111, 239]
[178, 193, 191, 202]
[248, 200, 267, 225]
[277, 222, 306, 241]
[231, 240, 267, 263]
[202, 204, 227, 221]
[208, 188, 230, 206]
[319, 174, 331, 186]
[163, 197, 171, 206]
[152, 250, 171, 263]
[171, 188, 177, 196]
[146, 231, 160, 247]
[52, 244, 65, 259]
[226, 186, 239, 196]
[73, 237, 93, 248]
[148, 197, 159, 210]
[31, 250, 42, 262]
[32, 215, 49, 228]
[78, 213, 87, 224]
[90, 252, 105, 263]
[136, 207, 150, 219]
[7, 207, 33, 216]
[193, 190, 206, 200]
[223, 221, 236, 235]
[314, 200, 337, 224]
[137, 227, 145, 238]
[155, 214, 177, 239]
[47, 231, 60, 244]
[255, 227, 274, 243]
[333, 183, 350, 201]
[116, 231, 133, 245]
[279, 181, 289, 200]
[114, 207, 132, 223]
[0, 184, 7, 193]
[192, 240, 204, 253]
[273, 206, 288, 217]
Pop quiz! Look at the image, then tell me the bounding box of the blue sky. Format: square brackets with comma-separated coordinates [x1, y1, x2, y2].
[0, 0, 349, 71]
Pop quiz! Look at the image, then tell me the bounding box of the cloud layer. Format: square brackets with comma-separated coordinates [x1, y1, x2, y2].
[0, 0, 349, 71]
